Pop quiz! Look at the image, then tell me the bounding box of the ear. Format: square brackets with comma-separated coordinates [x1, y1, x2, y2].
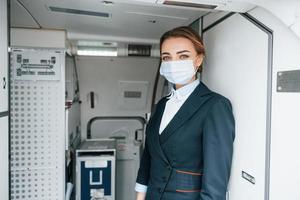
[195, 54, 204, 70]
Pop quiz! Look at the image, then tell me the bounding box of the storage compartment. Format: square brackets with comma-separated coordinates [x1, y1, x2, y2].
[76, 139, 116, 200]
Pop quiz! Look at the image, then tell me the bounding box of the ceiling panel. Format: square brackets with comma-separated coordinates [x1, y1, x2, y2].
[11, 0, 209, 42]
[10, 0, 40, 28]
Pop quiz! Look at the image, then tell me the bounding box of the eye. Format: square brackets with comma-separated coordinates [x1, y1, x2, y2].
[162, 56, 171, 61]
[179, 54, 189, 59]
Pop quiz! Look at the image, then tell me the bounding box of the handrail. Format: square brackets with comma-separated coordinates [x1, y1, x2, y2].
[86, 116, 146, 139]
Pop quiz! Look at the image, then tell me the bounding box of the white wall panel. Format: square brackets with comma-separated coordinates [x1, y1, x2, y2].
[202, 13, 269, 200]
[0, 0, 8, 112]
[10, 48, 66, 200]
[0, 0, 9, 200]
[10, 28, 66, 48]
[76, 56, 159, 139]
[249, 7, 300, 200]
[0, 116, 9, 200]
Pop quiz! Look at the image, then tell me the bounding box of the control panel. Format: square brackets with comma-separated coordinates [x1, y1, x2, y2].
[12, 49, 62, 81]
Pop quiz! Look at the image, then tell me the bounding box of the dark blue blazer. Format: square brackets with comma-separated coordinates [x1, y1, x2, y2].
[136, 82, 235, 200]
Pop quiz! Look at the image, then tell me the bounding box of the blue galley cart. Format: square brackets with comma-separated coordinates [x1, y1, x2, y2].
[76, 139, 116, 200]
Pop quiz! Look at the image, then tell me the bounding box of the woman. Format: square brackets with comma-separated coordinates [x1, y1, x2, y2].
[135, 26, 235, 200]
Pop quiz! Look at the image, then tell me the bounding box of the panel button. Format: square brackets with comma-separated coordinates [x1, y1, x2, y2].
[158, 188, 163, 193]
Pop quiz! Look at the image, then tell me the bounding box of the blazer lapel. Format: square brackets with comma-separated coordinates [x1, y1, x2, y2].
[159, 82, 212, 144]
[148, 97, 170, 164]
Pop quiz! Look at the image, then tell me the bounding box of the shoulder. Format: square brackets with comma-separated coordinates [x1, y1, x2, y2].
[206, 94, 234, 122]
[198, 82, 231, 104]
[199, 83, 233, 110]
[210, 92, 232, 107]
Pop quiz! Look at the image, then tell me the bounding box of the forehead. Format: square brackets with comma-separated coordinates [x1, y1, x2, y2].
[161, 37, 196, 53]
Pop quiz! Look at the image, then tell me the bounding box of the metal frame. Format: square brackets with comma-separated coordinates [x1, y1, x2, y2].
[86, 116, 146, 139]
[202, 12, 273, 200]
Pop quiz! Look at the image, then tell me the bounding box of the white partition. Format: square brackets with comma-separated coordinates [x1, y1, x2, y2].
[10, 28, 66, 49]
[249, 7, 300, 200]
[0, 116, 9, 200]
[76, 56, 159, 139]
[0, 0, 8, 113]
[202, 13, 270, 200]
[0, 0, 9, 200]
[10, 48, 66, 200]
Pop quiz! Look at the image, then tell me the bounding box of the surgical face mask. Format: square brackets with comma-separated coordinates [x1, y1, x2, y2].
[159, 59, 197, 84]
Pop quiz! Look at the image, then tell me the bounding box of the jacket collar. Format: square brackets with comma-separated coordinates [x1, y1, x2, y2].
[148, 81, 213, 164]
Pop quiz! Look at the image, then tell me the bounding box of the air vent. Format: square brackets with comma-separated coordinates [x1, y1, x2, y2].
[163, 1, 218, 9]
[128, 44, 151, 57]
[49, 6, 111, 18]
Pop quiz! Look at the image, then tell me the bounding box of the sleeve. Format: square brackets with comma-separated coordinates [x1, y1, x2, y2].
[136, 132, 151, 187]
[200, 98, 235, 200]
[135, 182, 148, 193]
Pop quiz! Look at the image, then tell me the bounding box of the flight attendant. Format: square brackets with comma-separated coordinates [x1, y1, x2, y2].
[135, 26, 235, 200]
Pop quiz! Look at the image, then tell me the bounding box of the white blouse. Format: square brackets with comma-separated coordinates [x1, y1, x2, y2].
[135, 79, 200, 193]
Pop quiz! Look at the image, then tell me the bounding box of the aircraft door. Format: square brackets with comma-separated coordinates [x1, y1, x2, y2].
[202, 13, 272, 200]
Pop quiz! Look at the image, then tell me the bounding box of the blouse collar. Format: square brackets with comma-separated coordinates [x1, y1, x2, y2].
[167, 79, 200, 101]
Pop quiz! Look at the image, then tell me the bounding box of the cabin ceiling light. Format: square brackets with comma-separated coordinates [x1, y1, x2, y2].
[162, 0, 218, 9]
[77, 46, 118, 56]
[126, 11, 188, 20]
[77, 40, 117, 47]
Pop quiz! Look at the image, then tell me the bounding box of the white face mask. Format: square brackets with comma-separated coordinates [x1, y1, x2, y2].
[159, 59, 197, 84]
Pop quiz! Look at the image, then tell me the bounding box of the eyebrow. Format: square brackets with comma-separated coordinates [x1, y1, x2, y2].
[161, 50, 191, 55]
[177, 50, 191, 54]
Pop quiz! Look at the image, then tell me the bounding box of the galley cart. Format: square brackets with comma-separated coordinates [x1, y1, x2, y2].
[86, 116, 145, 200]
[76, 139, 116, 200]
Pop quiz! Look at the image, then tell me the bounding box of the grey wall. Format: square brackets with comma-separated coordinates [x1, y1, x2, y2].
[76, 56, 160, 139]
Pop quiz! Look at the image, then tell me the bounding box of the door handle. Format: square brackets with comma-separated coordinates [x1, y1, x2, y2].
[89, 170, 103, 186]
[3, 77, 6, 89]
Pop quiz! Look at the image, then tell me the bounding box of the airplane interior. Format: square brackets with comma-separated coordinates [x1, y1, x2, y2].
[0, 0, 300, 200]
